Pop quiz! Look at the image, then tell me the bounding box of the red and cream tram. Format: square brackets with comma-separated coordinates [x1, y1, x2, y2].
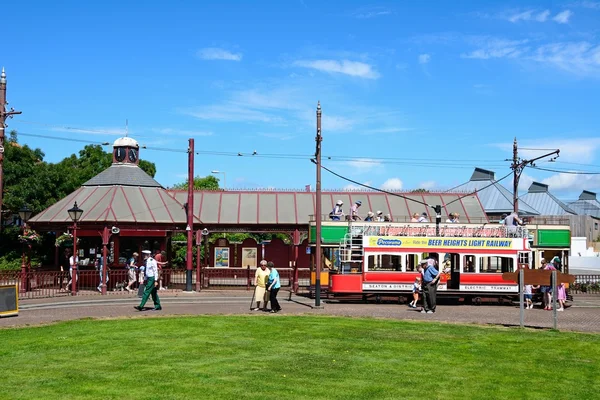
[326, 223, 531, 302]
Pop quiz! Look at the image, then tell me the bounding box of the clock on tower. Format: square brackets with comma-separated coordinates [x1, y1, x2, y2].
[112, 137, 140, 165]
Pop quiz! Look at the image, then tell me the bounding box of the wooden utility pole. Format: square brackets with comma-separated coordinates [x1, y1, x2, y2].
[0, 68, 22, 230]
[512, 138, 519, 213]
[186, 138, 195, 291]
[314, 101, 323, 308]
[510, 137, 560, 214]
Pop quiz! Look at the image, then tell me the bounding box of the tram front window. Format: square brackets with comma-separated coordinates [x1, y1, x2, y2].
[480, 257, 514, 273]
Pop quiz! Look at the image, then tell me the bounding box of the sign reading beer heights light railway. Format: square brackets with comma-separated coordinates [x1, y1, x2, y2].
[365, 236, 521, 250]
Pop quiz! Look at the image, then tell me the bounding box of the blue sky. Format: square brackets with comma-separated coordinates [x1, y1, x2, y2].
[3, 0, 600, 199]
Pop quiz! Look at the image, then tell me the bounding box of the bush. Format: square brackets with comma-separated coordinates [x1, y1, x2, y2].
[0, 254, 22, 271]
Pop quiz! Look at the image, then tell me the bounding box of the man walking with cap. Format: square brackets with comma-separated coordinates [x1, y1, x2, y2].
[135, 250, 162, 311]
[421, 258, 441, 314]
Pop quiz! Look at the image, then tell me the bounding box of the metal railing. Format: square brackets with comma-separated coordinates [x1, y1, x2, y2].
[0, 267, 313, 299]
[570, 275, 600, 294]
[310, 214, 491, 224]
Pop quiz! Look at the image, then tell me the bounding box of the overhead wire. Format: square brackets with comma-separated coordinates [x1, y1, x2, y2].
[528, 166, 600, 175]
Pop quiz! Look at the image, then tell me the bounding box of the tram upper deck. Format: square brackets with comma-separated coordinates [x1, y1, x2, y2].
[309, 220, 530, 241]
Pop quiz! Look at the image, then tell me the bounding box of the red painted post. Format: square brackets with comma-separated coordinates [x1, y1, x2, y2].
[293, 229, 299, 293]
[101, 226, 109, 295]
[71, 222, 78, 296]
[185, 138, 194, 291]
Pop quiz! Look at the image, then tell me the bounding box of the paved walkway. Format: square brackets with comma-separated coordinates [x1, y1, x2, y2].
[2, 291, 599, 333]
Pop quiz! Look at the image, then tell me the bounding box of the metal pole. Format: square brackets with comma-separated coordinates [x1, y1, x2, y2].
[72, 222, 78, 296]
[314, 101, 323, 308]
[186, 139, 195, 291]
[195, 230, 201, 291]
[519, 267, 524, 328]
[20, 222, 27, 294]
[552, 270, 558, 330]
[0, 68, 22, 232]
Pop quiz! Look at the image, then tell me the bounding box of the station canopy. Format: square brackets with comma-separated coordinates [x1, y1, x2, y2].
[168, 190, 489, 225]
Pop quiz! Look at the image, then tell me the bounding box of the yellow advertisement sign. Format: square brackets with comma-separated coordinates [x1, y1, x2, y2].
[366, 236, 517, 250]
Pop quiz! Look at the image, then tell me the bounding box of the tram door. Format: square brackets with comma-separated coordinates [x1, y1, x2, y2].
[446, 253, 461, 290]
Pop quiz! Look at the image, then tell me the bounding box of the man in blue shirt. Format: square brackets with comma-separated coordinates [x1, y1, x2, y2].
[421, 258, 441, 314]
[266, 261, 281, 313]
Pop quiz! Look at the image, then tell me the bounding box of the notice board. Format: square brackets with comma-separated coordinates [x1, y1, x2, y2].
[0, 285, 19, 317]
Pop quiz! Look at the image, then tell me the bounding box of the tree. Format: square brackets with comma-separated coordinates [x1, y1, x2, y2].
[411, 188, 430, 193]
[172, 175, 220, 190]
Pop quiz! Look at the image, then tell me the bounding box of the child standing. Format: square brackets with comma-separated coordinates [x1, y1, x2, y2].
[409, 277, 421, 308]
[524, 284, 533, 309]
[557, 283, 566, 311]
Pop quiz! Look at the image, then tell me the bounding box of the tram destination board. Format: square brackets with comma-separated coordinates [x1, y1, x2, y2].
[0, 285, 19, 317]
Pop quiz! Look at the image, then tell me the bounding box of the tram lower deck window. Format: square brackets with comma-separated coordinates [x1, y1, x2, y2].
[480, 257, 514, 273]
[368, 255, 402, 271]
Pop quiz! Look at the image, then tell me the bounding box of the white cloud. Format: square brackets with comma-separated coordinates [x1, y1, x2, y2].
[381, 178, 403, 190]
[515, 173, 535, 191]
[293, 59, 380, 79]
[361, 127, 414, 134]
[418, 181, 437, 190]
[50, 126, 127, 136]
[572, 1, 600, 9]
[461, 38, 529, 60]
[181, 104, 281, 123]
[536, 10, 551, 21]
[462, 37, 600, 76]
[345, 158, 383, 173]
[197, 48, 242, 61]
[352, 7, 392, 18]
[529, 42, 600, 75]
[153, 128, 213, 137]
[508, 10, 535, 22]
[553, 10, 573, 23]
[503, 9, 569, 23]
[323, 115, 354, 131]
[418, 54, 431, 64]
[542, 173, 600, 192]
[258, 132, 296, 141]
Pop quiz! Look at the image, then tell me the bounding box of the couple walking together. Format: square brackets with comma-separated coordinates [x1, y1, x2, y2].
[253, 260, 281, 313]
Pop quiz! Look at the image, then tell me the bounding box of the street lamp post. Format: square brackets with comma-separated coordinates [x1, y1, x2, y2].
[198, 228, 209, 291]
[68, 202, 83, 296]
[211, 170, 226, 190]
[18, 204, 32, 294]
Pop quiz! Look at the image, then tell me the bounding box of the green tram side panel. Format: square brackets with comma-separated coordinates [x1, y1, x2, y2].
[309, 225, 349, 244]
[537, 229, 570, 247]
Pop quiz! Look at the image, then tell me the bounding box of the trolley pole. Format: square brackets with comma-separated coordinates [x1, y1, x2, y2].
[314, 101, 323, 308]
[0, 68, 22, 232]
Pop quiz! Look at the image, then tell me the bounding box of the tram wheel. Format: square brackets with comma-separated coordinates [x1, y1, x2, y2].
[498, 297, 505, 305]
[375, 295, 382, 304]
[362, 294, 368, 303]
[474, 297, 482, 306]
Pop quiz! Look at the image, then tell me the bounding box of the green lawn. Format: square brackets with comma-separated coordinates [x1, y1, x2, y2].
[0, 316, 598, 400]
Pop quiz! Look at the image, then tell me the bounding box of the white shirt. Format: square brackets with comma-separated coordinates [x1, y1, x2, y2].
[376, 216, 384, 222]
[145, 257, 158, 278]
[69, 256, 79, 269]
[417, 216, 428, 223]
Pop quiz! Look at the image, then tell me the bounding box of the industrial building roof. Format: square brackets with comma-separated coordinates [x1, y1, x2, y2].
[449, 168, 539, 215]
[519, 182, 577, 216]
[569, 191, 600, 218]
